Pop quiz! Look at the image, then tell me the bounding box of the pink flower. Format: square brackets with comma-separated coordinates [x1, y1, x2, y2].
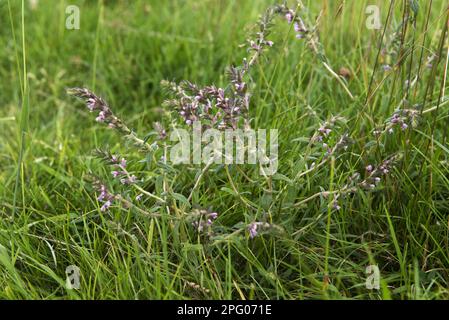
[332, 201, 341, 211]
[101, 200, 112, 212]
[96, 111, 106, 122]
[87, 98, 96, 111]
[248, 222, 259, 238]
[285, 11, 294, 23]
[294, 22, 300, 32]
[209, 212, 218, 220]
[318, 127, 331, 136]
[390, 114, 400, 124]
[111, 171, 120, 178]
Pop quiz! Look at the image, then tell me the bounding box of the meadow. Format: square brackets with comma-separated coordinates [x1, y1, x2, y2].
[0, 0, 449, 299]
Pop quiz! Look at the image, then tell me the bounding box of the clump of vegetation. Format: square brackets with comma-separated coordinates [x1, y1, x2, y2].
[1, 0, 448, 300]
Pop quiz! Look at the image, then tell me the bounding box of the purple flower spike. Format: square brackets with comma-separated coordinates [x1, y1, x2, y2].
[248, 222, 258, 239]
[318, 127, 331, 136]
[390, 114, 400, 124]
[97, 185, 108, 201]
[100, 200, 112, 212]
[294, 22, 300, 32]
[95, 183, 115, 212]
[209, 212, 218, 220]
[332, 201, 341, 211]
[285, 11, 294, 23]
[111, 171, 120, 178]
[87, 98, 96, 111]
[96, 111, 106, 123]
[97, 193, 105, 202]
[120, 174, 137, 185]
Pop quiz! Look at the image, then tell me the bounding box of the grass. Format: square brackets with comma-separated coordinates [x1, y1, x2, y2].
[0, 0, 448, 299]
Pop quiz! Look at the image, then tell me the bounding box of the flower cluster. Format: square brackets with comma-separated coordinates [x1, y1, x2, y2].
[135, 194, 143, 201]
[275, 3, 327, 62]
[284, 8, 294, 23]
[191, 209, 219, 233]
[358, 156, 396, 190]
[162, 80, 246, 130]
[162, 7, 276, 131]
[388, 109, 419, 131]
[312, 116, 345, 143]
[316, 125, 332, 142]
[310, 117, 350, 158]
[68, 88, 119, 127]
[245, 7, 276, 68]
[329, 155, 399, 210]
[390, 113, 409, 131]
[283, 7, 308, 40]
[114, 158, 138, 185]
[333, 134, 351, 152]
[332, 197, 341, 211]
[153, 122, 167, 140]
[373, 108, 420, 136]
[68, 88, 152, 151]
[382, 64, 393, 72]
[227, 65, 251, 125]
[248, 221, 271, 239]
[93, 182, 115, 212]
[94, 149, 139, 185]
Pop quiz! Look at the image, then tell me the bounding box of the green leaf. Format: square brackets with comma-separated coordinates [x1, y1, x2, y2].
[221, 187, 237, 196]
[171, 192, 191, 207]
[272, 173, 293, 184]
